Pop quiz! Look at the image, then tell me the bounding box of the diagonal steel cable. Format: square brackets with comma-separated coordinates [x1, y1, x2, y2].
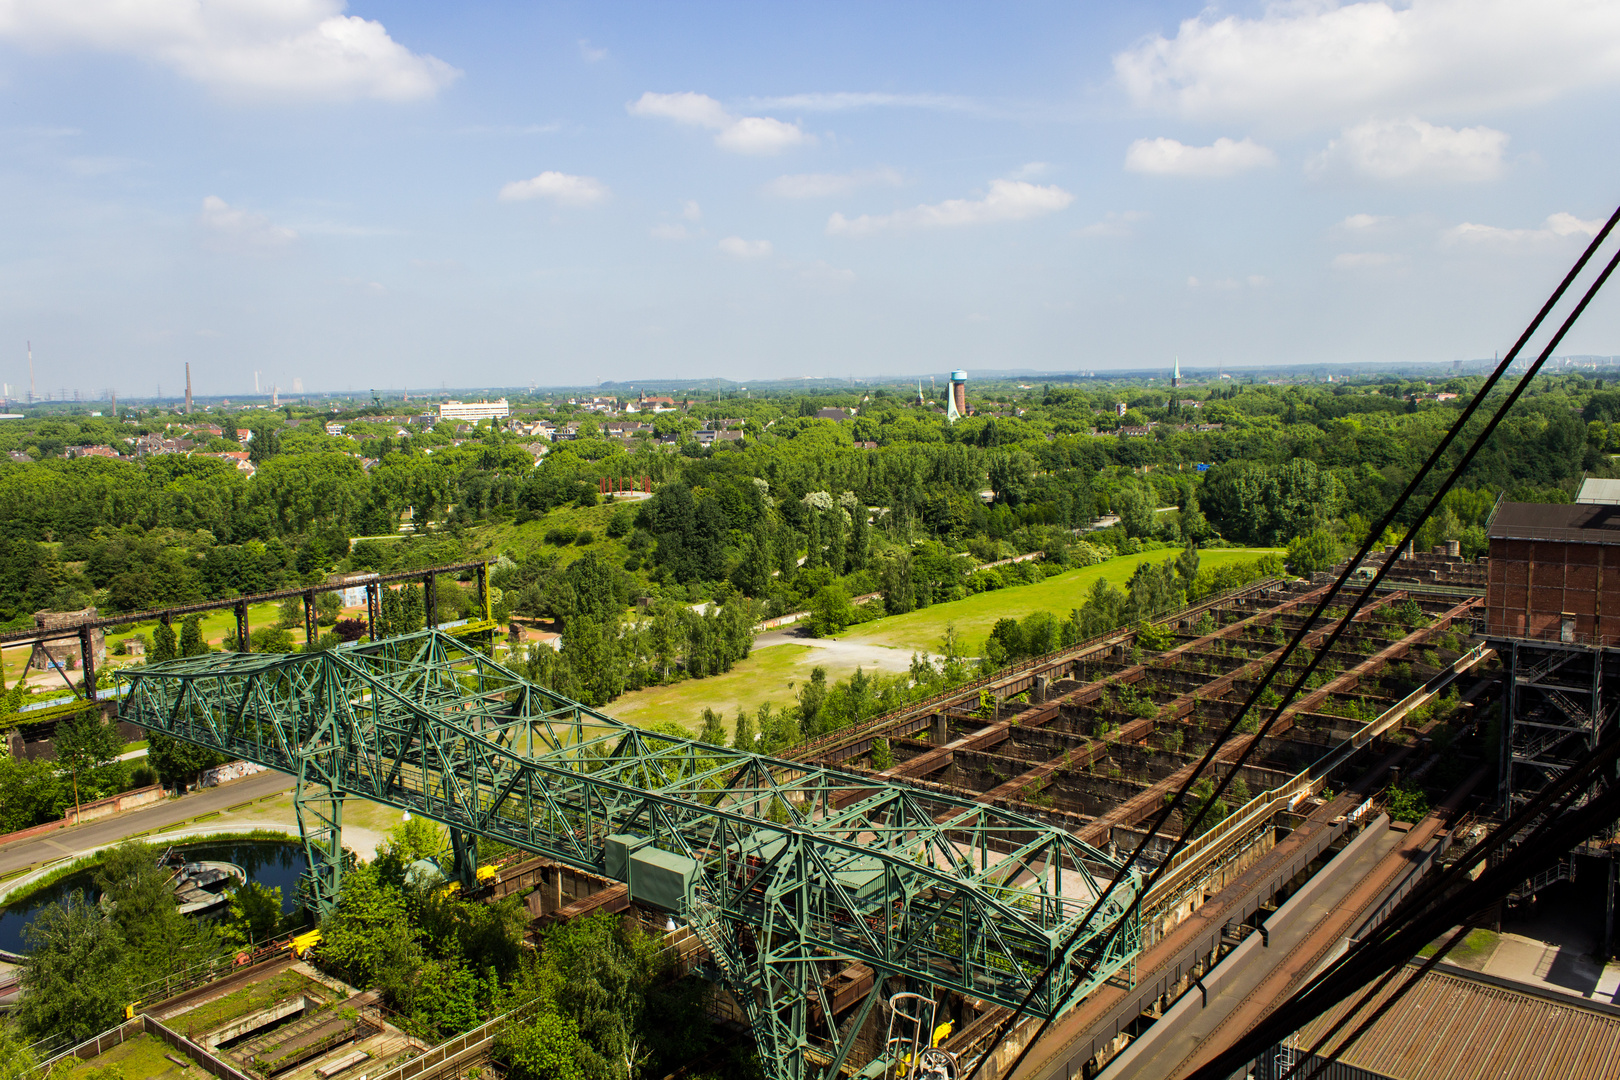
[964, 202, 1620, 1080]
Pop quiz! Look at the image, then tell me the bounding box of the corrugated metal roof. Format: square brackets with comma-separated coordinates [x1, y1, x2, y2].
[1296, 968, 1620, 1079]
[1487, 501, 1620, 545]
[1578, 478, 1620, 505]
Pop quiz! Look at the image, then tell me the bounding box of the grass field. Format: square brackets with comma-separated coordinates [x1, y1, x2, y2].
[603, 546, 1282, 734]
[841, 547, 1282, 655]
[53, 1033, 188, 1080]
[602, 643, 818, 731]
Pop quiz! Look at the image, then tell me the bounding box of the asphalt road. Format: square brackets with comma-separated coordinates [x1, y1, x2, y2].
[0, 770, 294, 879]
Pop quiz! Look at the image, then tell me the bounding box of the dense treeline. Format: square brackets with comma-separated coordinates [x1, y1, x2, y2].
[0, 371, 1601, 633]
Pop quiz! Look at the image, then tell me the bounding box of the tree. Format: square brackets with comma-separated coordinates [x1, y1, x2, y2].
[0, 1020, 36, 1080]
[1286, 527, 1341, 576]
[95, 841, 217, 980]
[316, 862, 421, 990]
[796, 667, 828, 738]
[179, 615, 207, 657]
[53, 708, 120, 822]
[561, 613, 622, 707]
[249, 626, 295, 653]
[152, 620, 177, 664]
[845, 494, 870, 571]
[316, 591, 343, 626]
[870, 738, 894, 771]
[497, 1011, 587, 1080]
[732, 708, 755, 751]
[698, 708, 728, 748]
[276, 595, 304, 629]
[224, 882, 285, 946]
[146, 731, 227, 790]
[807, 584, 855, 637]
[0, 753, 63, 832]
[986, 617, 1025, 665]
[17, 890, 133, 1041]
[880, 550, 914, 615]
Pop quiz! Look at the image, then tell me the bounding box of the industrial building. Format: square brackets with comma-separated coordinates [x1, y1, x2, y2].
[436, 398, 510, 422]
[1486, 488, 1620, 954]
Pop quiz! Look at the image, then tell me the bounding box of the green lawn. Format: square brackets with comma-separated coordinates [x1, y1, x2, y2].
[54, 1033, 189, 1080]
[1418, 927, 1498, 970]
[602, 643, 818, 732]
[841, 547, 1283, 655]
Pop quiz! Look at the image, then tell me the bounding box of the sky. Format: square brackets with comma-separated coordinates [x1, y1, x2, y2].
[3, 0, 1620, 397]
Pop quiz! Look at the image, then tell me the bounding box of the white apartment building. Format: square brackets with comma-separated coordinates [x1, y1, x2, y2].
[438, 398, 510, 422]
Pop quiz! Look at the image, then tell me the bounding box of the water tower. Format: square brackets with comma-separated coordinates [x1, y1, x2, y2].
[947, 370, 968, 422]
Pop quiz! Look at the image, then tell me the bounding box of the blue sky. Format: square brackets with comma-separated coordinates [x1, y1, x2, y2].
[3, 1, 1620, 397]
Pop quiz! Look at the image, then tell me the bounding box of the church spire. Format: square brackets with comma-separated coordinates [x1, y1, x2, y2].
[1171, 356, 1181, 388]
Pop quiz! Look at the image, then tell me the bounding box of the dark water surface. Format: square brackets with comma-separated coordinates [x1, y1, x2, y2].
[0, 839, 304, 956]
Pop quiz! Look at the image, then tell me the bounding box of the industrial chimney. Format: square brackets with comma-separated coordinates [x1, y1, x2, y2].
[184, 362, 193, 415]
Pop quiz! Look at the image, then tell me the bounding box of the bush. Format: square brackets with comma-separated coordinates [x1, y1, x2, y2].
[544, 527, 578, 546]
[334, 618, 368, 642]
[1386, 781, 1430, 823]
[573, 529, 594, 546]
[966, 569, 1005, 593]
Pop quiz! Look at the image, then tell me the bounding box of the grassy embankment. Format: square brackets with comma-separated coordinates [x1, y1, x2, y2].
[604, 547, 1282, 734]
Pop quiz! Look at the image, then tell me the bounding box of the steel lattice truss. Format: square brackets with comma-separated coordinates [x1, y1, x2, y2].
[118, 629, 1139, 1079]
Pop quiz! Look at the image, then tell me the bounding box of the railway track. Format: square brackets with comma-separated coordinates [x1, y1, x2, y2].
[790, 578, 1296, 767]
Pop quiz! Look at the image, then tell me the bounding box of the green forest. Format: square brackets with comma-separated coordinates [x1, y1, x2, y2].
[0, 369, 1598, 719]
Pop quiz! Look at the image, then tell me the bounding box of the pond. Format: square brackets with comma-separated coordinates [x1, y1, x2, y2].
[0, 838, 306, 957]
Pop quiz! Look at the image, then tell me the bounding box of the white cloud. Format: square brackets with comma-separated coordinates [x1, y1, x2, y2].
[199, 196, 296, 251]
[718, 236, 773, 259]
[0, 0, 459, 102]
[1332, 251, 1404, 269]
[1341, 213, 1389, 230]
[578, 39, 606, 63]
[650, 223, 692, 241]
[1078, 210, 1150, 238]
[763, 167, 903, 199]
[681, 200, 702, 221]
[715, 116, 810, 155]
[827, 179, 1072, 236]
[497, 171, 610, 207]
[1124, 136, 1276, 177]
[1009, 162, 1051, 180]
[1444, 212, 1604, 246]
[1307, 118, 1508, 182]
[627, 91, 812, 155]
[628, 91, 730, 128]
[1113, 0, 1620, 130]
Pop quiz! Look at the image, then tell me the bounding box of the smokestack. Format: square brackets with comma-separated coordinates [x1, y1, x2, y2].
[111, 389, 117, 418]
[27, 341, 34, 404]
[185, 362, 193, 415]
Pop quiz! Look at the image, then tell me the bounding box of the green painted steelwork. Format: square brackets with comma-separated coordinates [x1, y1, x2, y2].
[117, 629, 1139, 1080]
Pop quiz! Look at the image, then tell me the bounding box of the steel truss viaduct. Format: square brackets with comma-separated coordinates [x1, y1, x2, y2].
[117, 628, 1140, 1080]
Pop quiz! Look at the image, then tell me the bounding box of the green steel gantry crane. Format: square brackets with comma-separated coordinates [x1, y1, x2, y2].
[118, 629, 1139, 1079]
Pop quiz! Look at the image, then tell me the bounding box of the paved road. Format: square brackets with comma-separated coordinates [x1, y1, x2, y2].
[0, 770, 293, 878]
